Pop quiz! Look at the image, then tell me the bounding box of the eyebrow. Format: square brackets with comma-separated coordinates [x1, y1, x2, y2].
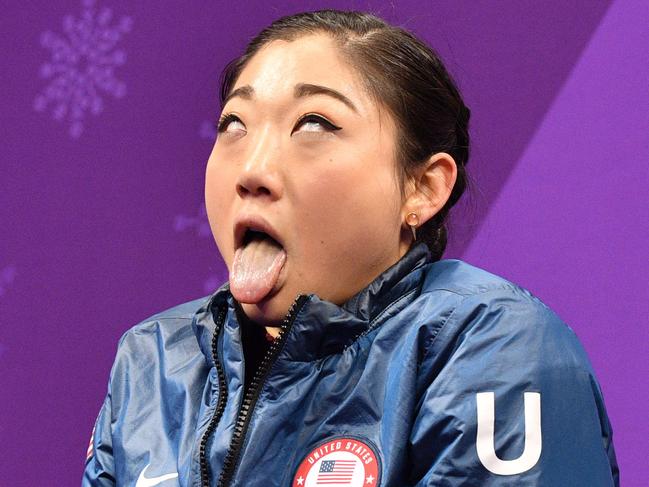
[222, 83, 358, 113]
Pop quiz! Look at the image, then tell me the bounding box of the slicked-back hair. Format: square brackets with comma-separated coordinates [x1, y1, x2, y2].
[219, 9, 472, 261]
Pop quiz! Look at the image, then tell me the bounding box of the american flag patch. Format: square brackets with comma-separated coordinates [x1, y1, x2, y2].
[292, 437, 380, 487]
[317, 459, 356, 484]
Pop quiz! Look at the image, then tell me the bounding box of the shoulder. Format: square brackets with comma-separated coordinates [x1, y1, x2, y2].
[408, 260, 618, 484]
[102, 294, 216, 428]
[109, 294, 212, 379]
[414, 258, 594, 380]
[117, 294, 210, 346]
[420, 258, 522, 296]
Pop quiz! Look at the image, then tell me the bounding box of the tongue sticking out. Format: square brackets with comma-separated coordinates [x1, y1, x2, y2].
[230, 233, 287, 304]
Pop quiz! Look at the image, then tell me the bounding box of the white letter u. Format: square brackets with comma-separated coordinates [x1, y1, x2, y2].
[475, 391, 542, 475]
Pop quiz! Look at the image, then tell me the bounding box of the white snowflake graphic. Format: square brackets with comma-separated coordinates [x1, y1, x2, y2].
[33, 0, 133, 139]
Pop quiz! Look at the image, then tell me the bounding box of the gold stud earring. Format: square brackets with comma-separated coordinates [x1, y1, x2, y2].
[406, 212, 419, 241]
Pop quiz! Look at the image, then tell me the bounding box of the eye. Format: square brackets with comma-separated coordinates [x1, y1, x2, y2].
[292, 113, 342, 134]
[215, 113, 245, 134]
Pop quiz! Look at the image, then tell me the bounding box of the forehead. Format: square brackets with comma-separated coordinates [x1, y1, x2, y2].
[233, 33, 373, 116]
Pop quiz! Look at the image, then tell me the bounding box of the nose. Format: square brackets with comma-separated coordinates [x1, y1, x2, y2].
[235, 129, 283, 201]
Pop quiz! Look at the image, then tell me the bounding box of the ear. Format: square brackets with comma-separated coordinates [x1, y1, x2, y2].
[401, 152, 458, 231]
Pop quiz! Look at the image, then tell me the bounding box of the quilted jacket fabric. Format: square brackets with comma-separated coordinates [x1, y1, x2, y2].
[81, 241, 619, 486]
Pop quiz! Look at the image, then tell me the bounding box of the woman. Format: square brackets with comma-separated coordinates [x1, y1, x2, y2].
[82, 9, 619, 487]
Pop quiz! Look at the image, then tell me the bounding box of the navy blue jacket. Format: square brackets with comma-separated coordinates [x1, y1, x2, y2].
[82, 242, 619, 486]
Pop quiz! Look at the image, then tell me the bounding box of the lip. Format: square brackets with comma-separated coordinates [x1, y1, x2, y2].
[233, 214, 285, 251]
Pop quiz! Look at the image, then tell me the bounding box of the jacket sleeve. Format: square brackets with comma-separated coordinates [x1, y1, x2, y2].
[81, 331, 131, 486]
[81, 393, 115, 486]
[409, 288, 619, 486]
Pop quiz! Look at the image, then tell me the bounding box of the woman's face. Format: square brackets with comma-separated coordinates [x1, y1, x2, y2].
[205, 33, 413, 328]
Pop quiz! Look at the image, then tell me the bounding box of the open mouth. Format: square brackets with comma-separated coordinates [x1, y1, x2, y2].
[234, 217, 285, 253]
[241, 229, 282, 248]
[230, 223, 288, 304]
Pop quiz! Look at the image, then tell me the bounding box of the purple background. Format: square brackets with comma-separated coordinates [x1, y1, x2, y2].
[1, 0, 647, 485]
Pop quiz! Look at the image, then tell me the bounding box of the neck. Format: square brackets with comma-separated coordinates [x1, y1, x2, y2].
[234, 300, 281, 338]
[264, 326, 281, 338]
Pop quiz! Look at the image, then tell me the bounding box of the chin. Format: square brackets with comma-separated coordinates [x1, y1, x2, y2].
[239, 293, 291, 327]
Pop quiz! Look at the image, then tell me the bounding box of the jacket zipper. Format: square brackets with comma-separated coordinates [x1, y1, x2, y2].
[214, 293, 309, 487]
[199, 305, 229, 487]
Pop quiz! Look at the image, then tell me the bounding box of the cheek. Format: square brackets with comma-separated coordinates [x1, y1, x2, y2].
[294, 160, 400, 251]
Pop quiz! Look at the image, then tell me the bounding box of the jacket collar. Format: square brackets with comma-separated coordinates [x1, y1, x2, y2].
[191, 241, 432, 364]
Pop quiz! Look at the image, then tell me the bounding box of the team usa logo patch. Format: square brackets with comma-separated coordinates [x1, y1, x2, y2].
[292, 437, 380, 486]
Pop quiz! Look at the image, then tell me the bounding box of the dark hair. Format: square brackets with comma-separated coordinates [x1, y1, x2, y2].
[219, 9, 472, 261]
